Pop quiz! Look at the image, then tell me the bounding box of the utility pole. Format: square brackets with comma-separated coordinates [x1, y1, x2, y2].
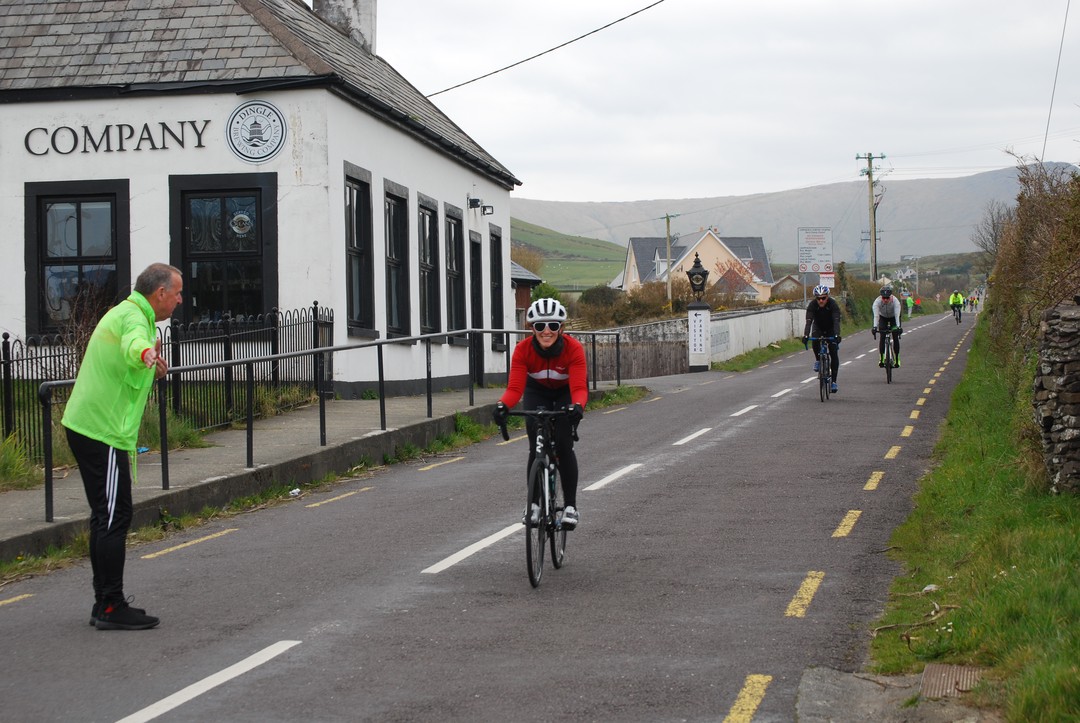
[664, 213, 679, 303]
[857, 152, 885, 282]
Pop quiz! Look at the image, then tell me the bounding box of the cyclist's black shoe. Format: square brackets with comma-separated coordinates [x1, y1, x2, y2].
[894, 356, 901, 368]
[813, 361, 820, 372]
[95, 601, 159, 630]
[561, 506, 579, 529]
[90, 598, 145, 626]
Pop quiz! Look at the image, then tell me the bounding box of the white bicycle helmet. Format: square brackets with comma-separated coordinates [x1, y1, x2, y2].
[526, 297, 567, 324]
[812, 285, 829, 297]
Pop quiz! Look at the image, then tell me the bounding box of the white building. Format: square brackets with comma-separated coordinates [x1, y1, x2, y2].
[0, 0, 519, 395]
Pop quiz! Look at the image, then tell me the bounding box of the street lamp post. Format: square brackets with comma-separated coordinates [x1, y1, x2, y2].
[686, 253, 711, 372]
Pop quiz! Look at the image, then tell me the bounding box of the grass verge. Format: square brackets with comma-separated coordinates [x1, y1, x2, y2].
[868, 324, 1080, 720]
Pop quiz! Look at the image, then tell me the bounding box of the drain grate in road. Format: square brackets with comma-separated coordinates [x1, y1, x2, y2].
[921, 663, 983, 699]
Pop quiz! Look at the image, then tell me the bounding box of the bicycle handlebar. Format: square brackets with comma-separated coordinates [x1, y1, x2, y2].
[498, 408, 579, 442]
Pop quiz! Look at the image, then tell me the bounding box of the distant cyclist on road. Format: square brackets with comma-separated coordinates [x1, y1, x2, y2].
[493, 298, 587, 529]
[871, 286, 903, 368]
[802, 284, 842, 394]
[949, 290, 965, 322]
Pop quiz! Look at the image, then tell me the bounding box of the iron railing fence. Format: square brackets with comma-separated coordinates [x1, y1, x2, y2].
[36, 328, 623, 521]
[2, 303, 333, 463]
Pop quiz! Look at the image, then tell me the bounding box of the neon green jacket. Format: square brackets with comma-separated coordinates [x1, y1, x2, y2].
[949, 293, 964, 305]
[62, 291, 157, 452]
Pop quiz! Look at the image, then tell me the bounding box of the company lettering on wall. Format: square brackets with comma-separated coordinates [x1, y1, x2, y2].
[23, 120, 211, 156]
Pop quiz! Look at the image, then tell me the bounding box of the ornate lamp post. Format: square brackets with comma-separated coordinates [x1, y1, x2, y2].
[686, 253, 711, 372]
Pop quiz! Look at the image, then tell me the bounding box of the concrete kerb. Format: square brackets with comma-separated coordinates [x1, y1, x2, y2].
[0, 387, 619, 563]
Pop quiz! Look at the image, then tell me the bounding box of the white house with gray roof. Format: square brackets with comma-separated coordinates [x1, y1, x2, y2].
[0, 0, 519, 393]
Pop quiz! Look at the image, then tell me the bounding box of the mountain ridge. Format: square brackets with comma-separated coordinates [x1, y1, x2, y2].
[509, 164, 1076, 265]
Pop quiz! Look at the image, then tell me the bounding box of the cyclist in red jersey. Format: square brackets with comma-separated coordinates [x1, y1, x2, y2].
[493, 298, 588, 528]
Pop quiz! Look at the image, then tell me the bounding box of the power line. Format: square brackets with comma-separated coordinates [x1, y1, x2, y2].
[426, 0, 668, 98]
[1043, 0, 1071, 159]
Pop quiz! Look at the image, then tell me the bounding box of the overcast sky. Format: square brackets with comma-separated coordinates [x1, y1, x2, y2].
[371, 0, 1079, 203]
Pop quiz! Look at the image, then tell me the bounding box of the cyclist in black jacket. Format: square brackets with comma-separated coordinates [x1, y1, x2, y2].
[802, 284, 843, 393]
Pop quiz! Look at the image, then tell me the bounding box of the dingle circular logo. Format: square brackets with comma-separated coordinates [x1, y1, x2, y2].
[227, 100, 287, 163]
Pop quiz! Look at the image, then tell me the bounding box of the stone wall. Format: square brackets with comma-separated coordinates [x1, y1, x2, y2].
[1033, 300, 1080, 494]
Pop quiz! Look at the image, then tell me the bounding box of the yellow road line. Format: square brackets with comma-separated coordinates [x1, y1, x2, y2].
[643, 396, 662, 403]
[916, 397, 926, 406]
[602, 406, 627, 414]
[418, 456, 464, 471]
[141, 528, 238, 559]
[723, 674, 773, 723]
[305, 486, 373, 508]
[901, 425, 914, 437]
[832, 510, 862, 538]
[885, 446, 901, 459]
[0, 593, 33, 608]
[497, 434, 527, 446]
[909, 410, 920, 419]
[928, 379, 937, 385]
[864, 471, 884, 491]
[785, 571, 825, 617]
[923, 387, 932, 394]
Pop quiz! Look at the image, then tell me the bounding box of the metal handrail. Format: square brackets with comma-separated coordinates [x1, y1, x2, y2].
[36, 328, 622, 522]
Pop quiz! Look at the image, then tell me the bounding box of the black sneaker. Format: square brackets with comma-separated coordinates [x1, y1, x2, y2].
[95, 601, 159, 630]
[90, 599, 146, 626]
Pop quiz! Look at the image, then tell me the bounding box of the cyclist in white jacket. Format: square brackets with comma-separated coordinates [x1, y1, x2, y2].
[872, 286, 903, 367]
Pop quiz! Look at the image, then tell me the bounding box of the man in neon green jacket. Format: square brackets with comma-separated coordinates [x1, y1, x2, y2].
[62, 263, 182, 630]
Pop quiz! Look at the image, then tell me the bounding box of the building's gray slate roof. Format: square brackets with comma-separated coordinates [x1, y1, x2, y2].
[722, 237, 774, 284]
[0, 0, 519, 188]
[510, 260, 542, 285]
[627, 237, 687, 285]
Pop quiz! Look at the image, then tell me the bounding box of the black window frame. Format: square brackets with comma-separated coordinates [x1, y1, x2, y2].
[417, 195, 441, 335]
[489, 225, 506, 350]
[169, 173, 278, 324]
[444, 205, 466, 339]
[345, 165, 376, 337]
[24, 179, 131, 337]
[383, 182, 410, 337]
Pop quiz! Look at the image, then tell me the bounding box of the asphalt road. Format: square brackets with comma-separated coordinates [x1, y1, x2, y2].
[0, 313, 974, 722]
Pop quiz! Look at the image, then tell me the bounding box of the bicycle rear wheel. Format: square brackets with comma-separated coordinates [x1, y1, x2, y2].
[550, 468, 567, 569]
[525, 458, 546, 587]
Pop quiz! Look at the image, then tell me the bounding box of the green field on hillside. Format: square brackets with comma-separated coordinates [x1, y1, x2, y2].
[511, 218, 624, 289]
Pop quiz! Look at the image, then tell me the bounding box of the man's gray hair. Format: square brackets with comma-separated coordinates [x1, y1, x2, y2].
[134, 263, 182, 295]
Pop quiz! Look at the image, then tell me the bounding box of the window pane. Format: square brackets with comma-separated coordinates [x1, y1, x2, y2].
[45, 202, 78, 258]
[81, 201, 113, 256]
[226, 260, 263, 319]
[188, 261, 226, 323]
[188, 197, 223, 253]
[224, 196, 257, 252]
[43, 264, 78, 325]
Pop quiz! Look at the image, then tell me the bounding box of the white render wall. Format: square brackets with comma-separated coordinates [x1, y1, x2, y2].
[0, 88, 513, 385]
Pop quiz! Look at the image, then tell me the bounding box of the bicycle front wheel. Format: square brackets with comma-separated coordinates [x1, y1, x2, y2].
[550, 468, 567, 569]
[525, 458, 546, 587]
[886, 353, 893, 383]
[819, 358, 829, 402]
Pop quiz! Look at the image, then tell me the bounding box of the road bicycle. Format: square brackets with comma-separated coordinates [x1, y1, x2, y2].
[873, 326, 902, 384]
[806, 336, 839, 402]
[499, 408, 576, 588]
[952, 304, 962, 324]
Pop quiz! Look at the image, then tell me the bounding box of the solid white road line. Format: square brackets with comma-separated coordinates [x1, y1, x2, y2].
[583, 463, 643, 491]
[115, 640, 302, 723]
[421, 523, 519, 574]
[673, 428, 712, 446]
